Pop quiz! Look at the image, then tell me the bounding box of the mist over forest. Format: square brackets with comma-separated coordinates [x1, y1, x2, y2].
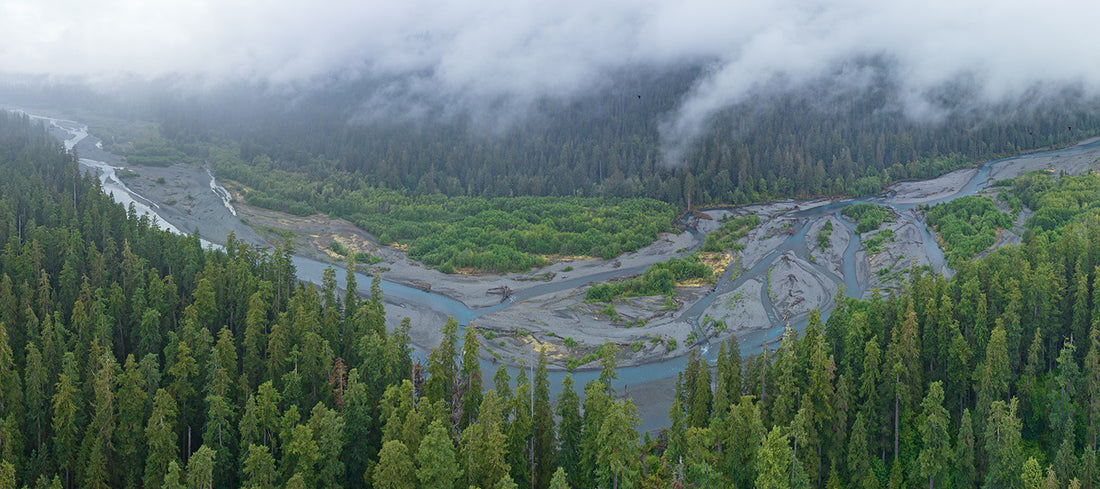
[6, 57, 1100, 210]
[6, 2, 1100, 488]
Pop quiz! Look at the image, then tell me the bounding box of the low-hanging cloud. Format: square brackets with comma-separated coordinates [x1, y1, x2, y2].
[3, 0, 1100, 165]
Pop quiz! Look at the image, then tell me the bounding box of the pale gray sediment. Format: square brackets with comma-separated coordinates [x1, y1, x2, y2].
[32, 107, 1100, 432]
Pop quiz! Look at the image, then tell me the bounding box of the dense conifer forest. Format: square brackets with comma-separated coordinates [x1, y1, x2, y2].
[153, 70, 1100, 209]
[6, 88, 1100, 488]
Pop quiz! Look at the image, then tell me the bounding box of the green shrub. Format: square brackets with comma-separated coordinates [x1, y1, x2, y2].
[864, 228, 895, 255]
[586, 254, 712, 302]
[926, 195, 1012, 266]
[842, 203, 891, 234]
[816, 220, 833, 251]
[355, 252, 382, 264]
[701, 215, 760, 252]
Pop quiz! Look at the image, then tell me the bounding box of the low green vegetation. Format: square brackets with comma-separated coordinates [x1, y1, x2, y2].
[815, 219, 833, 251]
[863, 228, 894, 255]
[1011, 170, 1100, 233]
[326, 243, 383, 265]
[244, 182, 676, 272]
[925, 195, 1012, 267]
[329, 240, 349, 255]
[600, 304, 619, 323]
[354, 251, 382, 265]
[703, 316, 729, 333]
[701, 214, 760, 252]
[123, 136, 191, 166]
[842, 202, 891, 233]
[585, 254, 713, 302]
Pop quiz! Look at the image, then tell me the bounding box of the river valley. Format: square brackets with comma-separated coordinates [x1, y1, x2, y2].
[28, 109, 1100, 431]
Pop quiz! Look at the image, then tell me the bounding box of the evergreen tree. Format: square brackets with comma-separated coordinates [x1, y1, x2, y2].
[549, 467, 571, 489]
[984, 399, 1023, 489]
[241, 444, 277, 489]
[505, 365, 532, 489]
[532, 348, 556, 489]
[458, 325, 483, 430]
[115, 355, 148, 489]
[161, 461, 185, 489]
[722, 395, 766, 489]
[202, 394, 237, 488]
[51, 371, 81, 489]
[280, 423, 319, 486]
[144, 389, 179, 489]
[1022, 457, 1044, 489]
[0, 320, 22, 426]
[495, 472, 519, 489]
[416, 419, 460, 489]
[341, 369, 374, 488]
[595, 399, 641, 489]
[462, 390, 510, 489]
[78, 353, 116, 489]
[977, 323, 1012, 424]
[804, 323, 836, 485]
[917, 382, 953, 488]
[756, 425, 793, 489]
[0, 461, 13, 489]
[1050, 340, 1081, 447]
[555, 375, 582, 489]
[374, 440, 415, 489]
[847, 411, 876, 489]
[424, 317, 459, 407]
[308, 401, 345, 489]
[242, 282, 272, 390]
[185, 445, 216, 489]
[887, 299, 922, 461]
[715, 337, 743, 410]
[599, 342, 620, 394]
[956, 409, 977, 489]
[22, 342, 48, 463]
[1084, 325, 1100, 448]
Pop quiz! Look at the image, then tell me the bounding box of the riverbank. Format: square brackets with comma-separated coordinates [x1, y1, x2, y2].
[29, 106, 1100, 434]
[69, 130, 1100, 375]
[32, 107, 1100, 433]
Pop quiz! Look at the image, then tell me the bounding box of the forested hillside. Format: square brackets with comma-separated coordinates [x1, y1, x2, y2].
[158, 69, 1100, 210]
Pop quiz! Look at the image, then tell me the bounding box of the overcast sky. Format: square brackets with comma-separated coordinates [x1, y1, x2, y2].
[3, 0, 1098, 163]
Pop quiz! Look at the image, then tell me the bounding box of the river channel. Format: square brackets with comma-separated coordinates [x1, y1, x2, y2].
[33, 110, 1100, 431]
